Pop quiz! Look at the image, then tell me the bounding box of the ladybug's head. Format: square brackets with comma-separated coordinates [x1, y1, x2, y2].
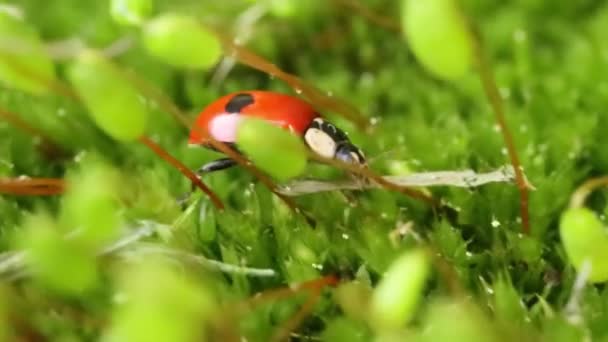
[335, 142, 366, 166]
[303, 118, 366, 167]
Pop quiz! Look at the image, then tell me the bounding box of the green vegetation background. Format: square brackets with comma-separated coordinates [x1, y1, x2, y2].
[1, 0, 608, 340]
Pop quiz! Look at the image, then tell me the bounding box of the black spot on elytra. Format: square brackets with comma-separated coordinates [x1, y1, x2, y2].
[225, 93, 254, 113]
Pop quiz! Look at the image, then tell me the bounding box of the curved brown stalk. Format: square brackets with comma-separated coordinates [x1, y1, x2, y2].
[569, 176, 608, 209]
[469, 30, 530, 234]
[0, 52, 79, 100]
[263, 275, 339, 342]
[0, 177, 66, 196]
[271, 288, 322, 342]
[247, 275, 340, 305]
[206, 137, 316, 226]
[119, 69, 192, 129]
[138, 135, 224, 210]
[211, 30, 369, 130]
[310, 25, 350, 51]
[0, 107, 67, 159]
[213, 275, 339, 341]
[332, 0, 401, 33]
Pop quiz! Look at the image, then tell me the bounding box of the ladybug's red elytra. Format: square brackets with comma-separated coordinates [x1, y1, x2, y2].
[189, 90, 365, 174]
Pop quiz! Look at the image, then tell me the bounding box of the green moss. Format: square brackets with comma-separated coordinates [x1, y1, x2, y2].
[0, 0, 607, 340]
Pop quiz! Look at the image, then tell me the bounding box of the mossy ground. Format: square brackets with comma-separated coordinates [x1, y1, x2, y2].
[1, 0, 608, 341]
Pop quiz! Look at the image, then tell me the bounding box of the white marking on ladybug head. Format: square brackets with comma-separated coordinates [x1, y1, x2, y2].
[208, 113, 241, 143]
[304, 127, 337, 159]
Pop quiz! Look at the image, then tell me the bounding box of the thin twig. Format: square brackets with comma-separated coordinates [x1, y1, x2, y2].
[210, 2, 268, 86]
[271, 289, 322, 342]
[0, 177, 66, 196]
[212, 30, 369, 129]
[0, 107, 68, 158]
[138, 135, 224, 210]
[0, 51, 79, 100]
[1, 224, 276, 280]
[332, 0, 401, 33]
[118, 243, 276, 278]
[469, 28, 530, 234]
[569, 176, 608, 209]
[120, 68, 192, 128]
[564, 260, 591, 326]
[43, 35, 135, 60]
[206, 137, 316, 226]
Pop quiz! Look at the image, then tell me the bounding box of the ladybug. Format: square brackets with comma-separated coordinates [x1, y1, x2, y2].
[189, 91, 366, 174]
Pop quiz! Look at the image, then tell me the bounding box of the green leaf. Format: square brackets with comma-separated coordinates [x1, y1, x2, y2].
[110, 0, 154, 26]
[0, 11, 56, 94]
[402, 0, 473, 80]
[102, 259, 215, 342]
[236, 118, 308, 181]
[269, 0, 298, 18]
[142, 14, 221, 69]
[60, 162, 122, 248]
[560, 207, 608, 283]
[322, 317, 370, 342]
[369, 248, 431, 330]
[418, 299, 496, 342]
[18, 213, 98, 295]
[68, 50, 148, 142]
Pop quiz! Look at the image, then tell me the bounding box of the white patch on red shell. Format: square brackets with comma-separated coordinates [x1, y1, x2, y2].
[208, 113, 242, 143]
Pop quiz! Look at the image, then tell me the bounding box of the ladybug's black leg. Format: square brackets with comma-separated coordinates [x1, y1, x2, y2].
[177, 158, 236, 208]
[196, 158, 237, 174]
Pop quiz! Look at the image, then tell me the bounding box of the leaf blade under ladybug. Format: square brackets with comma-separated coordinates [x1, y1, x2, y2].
[276, 165, 528, 196]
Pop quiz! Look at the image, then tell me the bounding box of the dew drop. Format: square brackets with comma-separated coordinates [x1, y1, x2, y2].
[514, 29, 527, 43]
[112, 292, 129, 304]
[499, 87, 511, 99]
[520, 124, 528, 133]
